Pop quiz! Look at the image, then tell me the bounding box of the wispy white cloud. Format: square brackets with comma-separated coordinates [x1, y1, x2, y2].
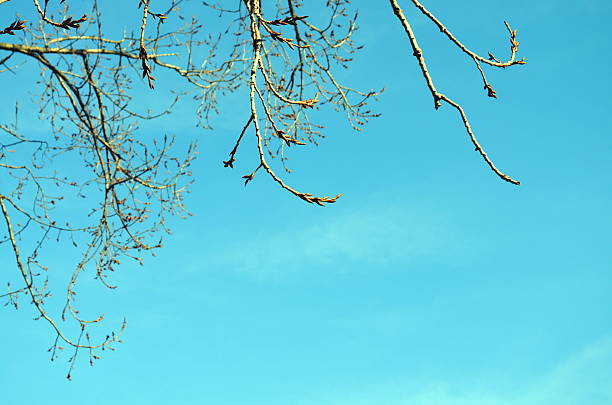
[322, 337, 612, 405]
[206, 202, 471, 279]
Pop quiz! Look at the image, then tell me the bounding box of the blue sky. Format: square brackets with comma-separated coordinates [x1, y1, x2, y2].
[1, 1, 611, 404]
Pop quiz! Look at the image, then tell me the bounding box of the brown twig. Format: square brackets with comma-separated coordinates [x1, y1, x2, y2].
[0, 20, 26, 36]
[32, 0, 87, 30]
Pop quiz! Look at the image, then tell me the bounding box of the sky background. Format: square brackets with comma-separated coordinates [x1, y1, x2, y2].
[1, 0, 611, 404]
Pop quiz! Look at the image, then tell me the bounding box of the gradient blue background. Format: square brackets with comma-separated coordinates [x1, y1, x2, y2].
[1, 1, 611, 404]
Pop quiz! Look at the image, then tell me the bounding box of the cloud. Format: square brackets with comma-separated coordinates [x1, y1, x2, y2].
[531, 337, 612, 405]
[324, 337, 612, 405]
[206, 202, 469, 279]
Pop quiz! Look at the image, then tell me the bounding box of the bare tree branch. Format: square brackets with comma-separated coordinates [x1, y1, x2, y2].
[1, 0, 526, 374]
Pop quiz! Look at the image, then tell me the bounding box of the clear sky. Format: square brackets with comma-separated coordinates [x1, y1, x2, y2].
[1, 1, 611, 404]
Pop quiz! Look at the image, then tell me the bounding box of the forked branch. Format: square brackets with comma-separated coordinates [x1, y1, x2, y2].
[389, 0, 522, 185]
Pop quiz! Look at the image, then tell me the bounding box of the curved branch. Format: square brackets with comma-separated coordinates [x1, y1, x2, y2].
[409, 0, 525, 67]
[1, 195, 124, 350]
[389, 0, 520, 185]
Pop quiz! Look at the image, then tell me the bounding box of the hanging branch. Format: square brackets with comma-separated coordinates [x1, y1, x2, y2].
[0, 0, 526, 373]
[389, 0, 522, 185]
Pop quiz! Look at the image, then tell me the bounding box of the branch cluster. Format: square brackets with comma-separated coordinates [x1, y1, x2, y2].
[0, 0, 525, 374]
